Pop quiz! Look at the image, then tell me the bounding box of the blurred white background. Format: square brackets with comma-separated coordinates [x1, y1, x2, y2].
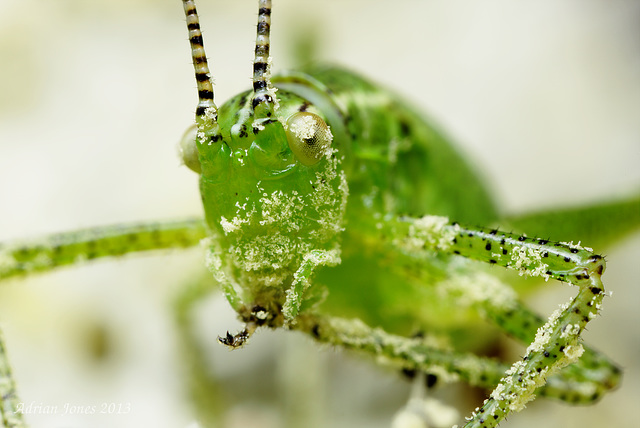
[0, 1, 638, 427]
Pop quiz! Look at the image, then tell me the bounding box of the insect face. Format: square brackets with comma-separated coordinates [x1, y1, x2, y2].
[177, 0, 349, 317]
[192, 92, 348, 313]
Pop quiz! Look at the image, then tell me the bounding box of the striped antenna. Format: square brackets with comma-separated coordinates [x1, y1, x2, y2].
[252, 0, 277, 117]
[182, 0, 219, 133]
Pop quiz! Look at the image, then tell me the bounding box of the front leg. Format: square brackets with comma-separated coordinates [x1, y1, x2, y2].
[385, 215, 613, 428]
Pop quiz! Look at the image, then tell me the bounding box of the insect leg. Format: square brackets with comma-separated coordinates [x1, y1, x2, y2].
[434, 271, 620, 404]
[0, 329, 25, 428]
[479, 298, 619, 404]
[386, 215, 611, 427]
[0, 218, 206, 281]
[0, 219, 207, 424]
[464, 282, 603, 428]
[293, 313, 510, 390]
[295, 310, 600, 411]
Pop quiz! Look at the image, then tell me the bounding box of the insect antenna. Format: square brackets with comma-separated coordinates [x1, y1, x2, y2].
[252, 0, 277, 118]
[182, 0, 220, 140]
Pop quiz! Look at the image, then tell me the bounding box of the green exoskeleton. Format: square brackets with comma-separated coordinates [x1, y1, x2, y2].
[0, 1, 638, 427]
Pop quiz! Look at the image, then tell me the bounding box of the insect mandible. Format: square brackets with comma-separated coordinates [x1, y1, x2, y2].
[0, 1, 638, 427]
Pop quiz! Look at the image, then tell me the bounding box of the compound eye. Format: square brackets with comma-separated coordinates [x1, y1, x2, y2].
[285, 112, 333, 166]
[179, 124, 201, 173]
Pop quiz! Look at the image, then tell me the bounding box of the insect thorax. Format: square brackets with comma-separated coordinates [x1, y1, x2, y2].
[198, 90, 348, 312]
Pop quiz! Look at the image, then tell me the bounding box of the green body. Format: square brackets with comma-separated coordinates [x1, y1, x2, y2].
[190, 60, 625, 426]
